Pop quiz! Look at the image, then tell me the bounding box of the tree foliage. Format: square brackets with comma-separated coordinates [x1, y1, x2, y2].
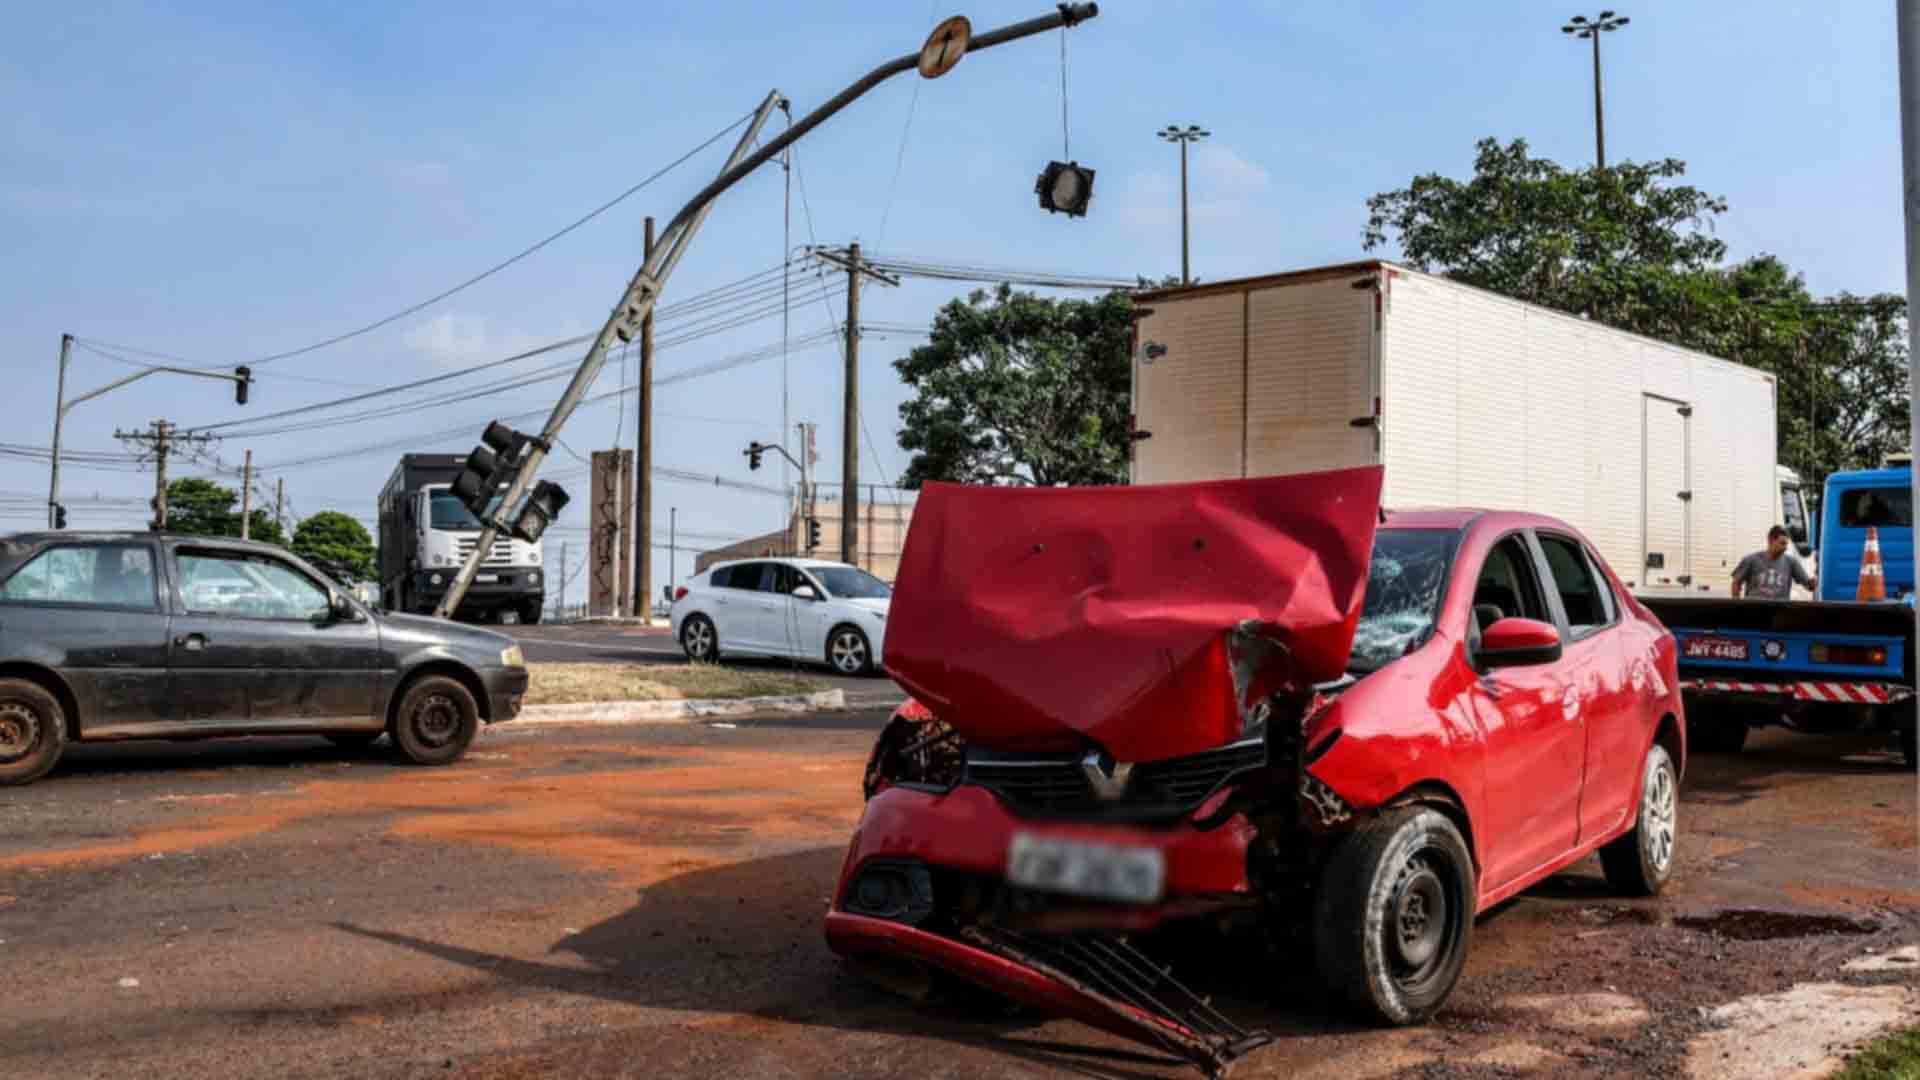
[1365, 138, 1908, 488]
[894, 284, 1135, 488]
[291, 511, 375, 583]
[164, 477, 285, 546]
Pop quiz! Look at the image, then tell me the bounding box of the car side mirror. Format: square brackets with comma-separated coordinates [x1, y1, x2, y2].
[328, 593, 362, 624]
[793, 584, 820, 601]
[1478, 617, 1562, 669]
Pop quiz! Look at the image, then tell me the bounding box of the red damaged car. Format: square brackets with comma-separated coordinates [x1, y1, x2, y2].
[824, 467, 1684, 1073]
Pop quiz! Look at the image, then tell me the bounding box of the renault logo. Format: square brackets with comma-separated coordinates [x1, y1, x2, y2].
[1080, 751, 1134, 801]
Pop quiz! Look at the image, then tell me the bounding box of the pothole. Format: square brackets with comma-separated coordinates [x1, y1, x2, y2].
[1673, 909, 1878, 941]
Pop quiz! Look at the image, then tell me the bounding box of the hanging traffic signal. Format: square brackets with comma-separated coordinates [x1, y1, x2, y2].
[452, 421, 525, 520]
[1035, 160, 1095, 217]
[745, 442, 766, 471]
[508, 480, 570, 543]
[234, 365, 252, 406]
[806, 517, 821, 550]
[53, 504, 66, 530]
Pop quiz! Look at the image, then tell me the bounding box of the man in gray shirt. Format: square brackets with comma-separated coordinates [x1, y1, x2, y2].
[1732, 525, 1817, 599]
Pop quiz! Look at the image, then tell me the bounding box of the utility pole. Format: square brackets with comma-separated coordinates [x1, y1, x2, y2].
[114, 419, 214, 531]
[559, 541, 568, 618]
[275, 478, 285, 536]
[799, 421, 815, 551]
[47, 334, 70, 529]
[1157, 125, 1209, 285]
[805, 245, 899, 564]
[843, 241, 861, 565]
[240, 449, 252, 539]
[1562, 11, 1630, 169]
[1897, 0, 1920, 674]
[669, 507, 678, 593]
[635, 216, 655, 622]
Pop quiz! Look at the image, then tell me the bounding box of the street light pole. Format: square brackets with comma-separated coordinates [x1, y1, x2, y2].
[1157, 124, 1208, 285]
[1562, 11, 1630, 169]
[47, 334, 71, 529]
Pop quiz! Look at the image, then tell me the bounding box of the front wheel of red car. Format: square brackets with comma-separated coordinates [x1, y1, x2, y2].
[1600, 743, 1678, 897]
[1314, 806, 1475, 1026]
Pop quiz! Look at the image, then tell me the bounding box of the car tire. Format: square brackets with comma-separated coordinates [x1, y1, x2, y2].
[827, 625, 874, 676]
[521, 604, 543, 626]
[0, 678, 66, 787]
[1600, 743, 1679, 897]
[1313, 806, 1475, 1026]
[389, 675, 479, 767]
[682, 614, 719, 663]
[325, 732, 383, 749]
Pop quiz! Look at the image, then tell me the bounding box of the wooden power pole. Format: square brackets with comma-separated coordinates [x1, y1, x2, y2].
[240, 449, 252, 539]
[634, 217, 655, 621]
[114, 419, 212, 531]
[805, 244, 897, 567]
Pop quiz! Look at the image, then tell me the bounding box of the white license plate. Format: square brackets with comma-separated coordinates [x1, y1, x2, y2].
[476, 573, 499, 583]
[1007, 833, 1165, 904]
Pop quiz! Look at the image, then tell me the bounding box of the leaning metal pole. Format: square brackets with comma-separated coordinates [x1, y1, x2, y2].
[1897, 0, 1920, 749]
[435, 3, 1101, 618]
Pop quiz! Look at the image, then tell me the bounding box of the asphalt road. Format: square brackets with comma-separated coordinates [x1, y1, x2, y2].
[1, 721, 1914, 1079]
[505, 622, 907, 709]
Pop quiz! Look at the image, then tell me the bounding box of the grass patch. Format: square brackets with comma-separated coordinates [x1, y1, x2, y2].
[523, 662, 825, 706]
[1836, 1025, 1920, 1080]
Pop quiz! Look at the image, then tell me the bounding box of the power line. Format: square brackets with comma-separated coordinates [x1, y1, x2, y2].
[242, 109, 757, 367]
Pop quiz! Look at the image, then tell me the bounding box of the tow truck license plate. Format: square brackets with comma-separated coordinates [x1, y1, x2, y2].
[1684, 635, 1749, 661]
[1007, 833, 1165, 904]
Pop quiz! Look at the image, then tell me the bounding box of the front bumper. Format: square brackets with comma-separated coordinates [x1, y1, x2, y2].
[411, 569, 543, 610]
[480, 665, 530, 723]
[825, 783, 1265, 1071]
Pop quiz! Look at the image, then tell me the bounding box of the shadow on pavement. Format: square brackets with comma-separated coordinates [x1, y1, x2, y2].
[50, 735, 394, 779]
[332, 846, 1359, 1077]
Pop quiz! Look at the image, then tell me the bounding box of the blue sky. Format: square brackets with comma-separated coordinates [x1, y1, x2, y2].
[0, 1, 1904, 598]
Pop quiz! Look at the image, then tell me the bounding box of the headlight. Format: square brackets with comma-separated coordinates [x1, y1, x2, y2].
[430, 573, 445, 586]
[529, 571, 540, 585]
[500, 645, 525, 668]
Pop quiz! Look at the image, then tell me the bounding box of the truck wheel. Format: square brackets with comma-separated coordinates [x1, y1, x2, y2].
[520, 604, 542, 626]
[0, 678, 66, 787]
[1685, 708, 1748, 754]
[1900, 718, 1917, 772]
[1600, 744, 1679, 897]
[1313, 806, 1475, 1025]
[389, 675, 479, 766]
[682, 615, 719, 663]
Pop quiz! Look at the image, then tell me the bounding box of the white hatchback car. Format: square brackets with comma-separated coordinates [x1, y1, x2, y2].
[671, 558, 891, 675]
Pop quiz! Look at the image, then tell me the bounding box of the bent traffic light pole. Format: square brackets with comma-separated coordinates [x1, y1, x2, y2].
[434, 3, 1101, 619]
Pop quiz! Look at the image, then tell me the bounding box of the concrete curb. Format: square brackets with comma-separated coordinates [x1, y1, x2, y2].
[513, 688, 847, 726]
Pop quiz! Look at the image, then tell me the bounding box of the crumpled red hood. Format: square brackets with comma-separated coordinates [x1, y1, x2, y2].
[884, 467, 1383, 763]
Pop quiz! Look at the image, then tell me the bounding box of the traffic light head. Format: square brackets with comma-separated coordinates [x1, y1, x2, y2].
[1035, 160, 1095, 217]
[508, 480, 570, 543]
[745, 442, 765, 471]
[453, 420, 531, 520]
[806, 517, 821, 550]
[53, 504, 66, 530]
[234, 366, 252, 406]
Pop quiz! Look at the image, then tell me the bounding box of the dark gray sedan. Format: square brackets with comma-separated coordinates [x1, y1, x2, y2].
[0, 531, 529, 785]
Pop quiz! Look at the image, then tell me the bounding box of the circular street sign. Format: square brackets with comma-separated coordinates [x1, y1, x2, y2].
[918, 15, 971, 79]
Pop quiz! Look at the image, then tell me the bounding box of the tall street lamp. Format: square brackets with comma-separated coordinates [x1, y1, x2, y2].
[1562, 11, 1630, 168]
[1158, 124, 1208, 285]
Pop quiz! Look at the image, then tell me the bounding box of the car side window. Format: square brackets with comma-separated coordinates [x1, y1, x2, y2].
[708, 566, 734, 589]
[1470, 535, 1550, 638]
[0, 544, 157, 610]
[178, 551, 331, 621]
[1537, 534, 1615, 638]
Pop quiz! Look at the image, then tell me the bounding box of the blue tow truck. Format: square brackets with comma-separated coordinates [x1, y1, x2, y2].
[1638, 459, 1916, 768]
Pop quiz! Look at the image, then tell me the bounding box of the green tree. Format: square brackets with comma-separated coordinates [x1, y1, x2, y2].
[291, 511, 375, 583]
[894, 284, 1135, 487]
[1365, 138, 1908, 488]
[163, 477, 286, 545]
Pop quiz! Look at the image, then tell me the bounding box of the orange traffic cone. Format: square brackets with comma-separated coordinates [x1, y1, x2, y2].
[1857, 526, 1887, 602]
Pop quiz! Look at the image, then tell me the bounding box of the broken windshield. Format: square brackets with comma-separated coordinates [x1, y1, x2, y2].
[1348, 529, 1457, 673]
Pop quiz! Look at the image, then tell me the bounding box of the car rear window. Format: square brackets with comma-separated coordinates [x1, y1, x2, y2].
[0, 544, 158, 610]
[1837, 487, 1912, 528]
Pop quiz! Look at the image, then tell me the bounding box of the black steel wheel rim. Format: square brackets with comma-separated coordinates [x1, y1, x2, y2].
[1385, 848, 1461, 991]
[0, 700, 39, 764]
[411, 693, 461, 749]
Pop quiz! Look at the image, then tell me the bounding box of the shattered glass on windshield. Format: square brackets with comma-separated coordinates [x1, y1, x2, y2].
[1348, 529, 1456, 672]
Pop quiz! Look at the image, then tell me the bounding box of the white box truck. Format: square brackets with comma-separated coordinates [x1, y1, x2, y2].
[1130, 262, 1912, 762]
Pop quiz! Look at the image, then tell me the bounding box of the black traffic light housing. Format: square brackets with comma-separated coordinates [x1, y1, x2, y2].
[806, 517, 821, 550]
[745, 442, 766, 471]
[508, 480, 570, 543]
[53, 504, 66, 530]
[1035, 160, 1095, 217]
[453, 420, 527, 520]
[234, 365, 252, 406]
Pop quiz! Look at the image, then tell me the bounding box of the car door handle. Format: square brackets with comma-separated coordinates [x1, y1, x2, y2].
[174, 633, 208, 652]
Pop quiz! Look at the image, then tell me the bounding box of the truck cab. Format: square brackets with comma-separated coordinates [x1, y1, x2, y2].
[1814, 460, 1914, 603]
[378, 456, 547, 625]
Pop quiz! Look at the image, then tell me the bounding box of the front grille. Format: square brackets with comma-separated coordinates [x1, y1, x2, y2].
[454, 538, 515, 567]
[964, 738, 1269, 817]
